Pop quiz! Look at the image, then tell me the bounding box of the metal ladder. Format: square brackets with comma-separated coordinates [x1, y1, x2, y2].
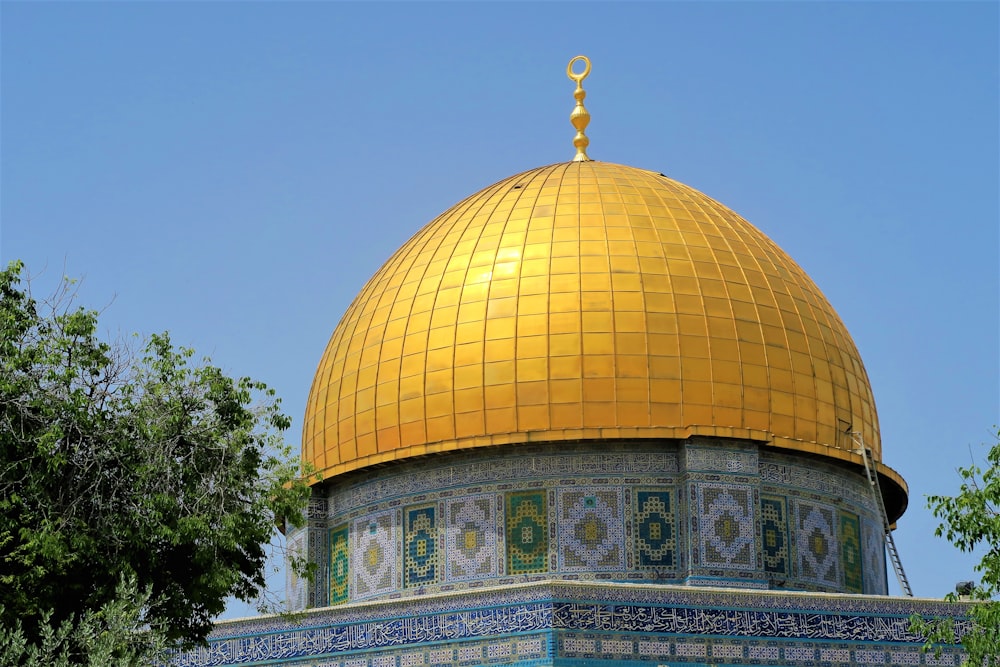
[851, 432, 913, 597]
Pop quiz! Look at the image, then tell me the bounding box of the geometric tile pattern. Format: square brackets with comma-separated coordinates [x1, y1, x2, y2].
[557, 488, 623, 571]
[761, 495, 789, 576]
[313, 445, 891, 602]
[404, 505, 438, 588]
[506, 491, 548, 574]
[634, 490, 676, 569]
[321, 636, 548, 667]
[775, 646, 814, 661]
[329, 523, 350, 604]
[353, 510, 397, 598]
[840, 511, 863, 593]
[696, 483, 756, 569]
[863, 517, 887, 594]
[445, 495, 497, 581]
[748, 645, 780, 660]
[306, 497, 330, 610]
[796, 500, 839, 586]
[307, 527, 329, 609]
[820, 647, 852, 662]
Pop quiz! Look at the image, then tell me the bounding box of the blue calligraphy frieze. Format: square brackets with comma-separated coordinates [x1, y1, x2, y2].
[171, 604, 552, 667]
[171, 584, 973, 667]
[550, 602, 969, 643]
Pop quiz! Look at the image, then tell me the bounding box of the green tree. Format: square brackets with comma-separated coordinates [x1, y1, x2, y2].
[911, 430, 1000, 666]
[0, 577, 166, 667]
[0, 260, 312, 660]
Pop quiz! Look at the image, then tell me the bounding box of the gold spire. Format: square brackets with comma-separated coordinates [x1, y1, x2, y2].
[567, 55, 592, 162]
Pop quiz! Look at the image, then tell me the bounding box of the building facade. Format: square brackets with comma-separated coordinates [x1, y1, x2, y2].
[176, 58, 967, 667]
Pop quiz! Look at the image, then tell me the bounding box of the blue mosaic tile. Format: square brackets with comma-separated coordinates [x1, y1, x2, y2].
[761, 495, 789, 576]
[174, 580, 974, 667]
[695, 482, 756, 570]
[557, 488, 624, 571]
[634, 489, 676, 569]
[795, 500, 839, 587]
[352, 510, 397, 598]
[329, 523, 350, 604]
[404, 505, 438, 587]
[312, 444, 894, 601]
[840, 510, 863, 593]
[445, 494, 497, 581]
[863, 517, 887, 594]
[506, 490, 548, 574]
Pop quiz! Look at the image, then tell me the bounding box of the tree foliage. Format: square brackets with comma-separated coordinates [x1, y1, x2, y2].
[0, 577, 166, 667]
[0, 260, 312, 659]
[911, 430, 1000, 666]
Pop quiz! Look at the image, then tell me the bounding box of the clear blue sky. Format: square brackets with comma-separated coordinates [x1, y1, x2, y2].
[2, 2, 997, 617]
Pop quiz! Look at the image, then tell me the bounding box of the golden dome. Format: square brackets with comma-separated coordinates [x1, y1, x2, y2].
[303, 161, 905, 511]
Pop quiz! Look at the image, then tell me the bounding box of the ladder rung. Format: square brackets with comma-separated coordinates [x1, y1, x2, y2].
[852, 434, 913, 597]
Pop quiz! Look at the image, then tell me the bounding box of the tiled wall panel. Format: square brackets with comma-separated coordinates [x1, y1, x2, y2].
[302, 440, 886, 605]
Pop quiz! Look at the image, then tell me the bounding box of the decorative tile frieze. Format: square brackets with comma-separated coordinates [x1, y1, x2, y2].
[684, 442, 758, 473]
[311, 442, 888, 603]
[330, 444, 679, 513]
[759, 452, 876, 514]
[174, 581, 972, 667]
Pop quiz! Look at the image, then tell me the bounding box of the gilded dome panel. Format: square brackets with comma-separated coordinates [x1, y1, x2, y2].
[303, 161, 901, 502]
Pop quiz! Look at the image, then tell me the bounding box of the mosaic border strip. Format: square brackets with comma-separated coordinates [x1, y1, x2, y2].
[207, 580, 971, 641]
[555, 631, 960, 666]
[176, 583, 972, 667]
[329, 443, 681, 514]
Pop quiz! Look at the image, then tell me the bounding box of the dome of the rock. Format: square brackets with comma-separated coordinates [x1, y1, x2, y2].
[286, 58, 908, 609]
[184, 55, 964, 667]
